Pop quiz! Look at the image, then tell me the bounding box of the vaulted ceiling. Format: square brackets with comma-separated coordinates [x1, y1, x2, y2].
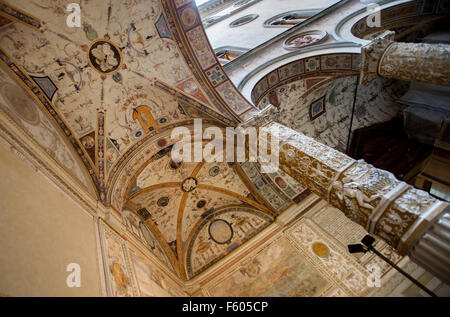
[123, 149, 277, 279]
[0, 0, 308, 280]
[0, 0, 263, 197]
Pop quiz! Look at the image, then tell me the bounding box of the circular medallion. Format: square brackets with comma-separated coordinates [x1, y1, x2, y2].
[157, 196, 169, 207]
[312, 242, 329, 258]
[81, 135, 95, 149]
[283, 30, 327, 50]
[183, 80, 198, 94]
[274, 176, 287, 189]
[157, 138, 167, 148]
[208, 165, 220, 177]
[208, 219, 233, 244]
[169, 159, 182, 170]
[112, 72, 122, 82]
[181, 177, 198, 192]
[229, 14, 259, 28]
[181, 8, 197, 28]
[196, 200, 206, 208]
[88, 39, 123, 75]
[134, 130, 143, 139]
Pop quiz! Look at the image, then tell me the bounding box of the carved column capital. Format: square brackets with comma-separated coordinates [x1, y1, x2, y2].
[359, 30, 395, 86]
[239, 104, 280, 129]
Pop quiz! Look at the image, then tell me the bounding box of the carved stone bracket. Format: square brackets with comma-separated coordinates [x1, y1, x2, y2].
[239, 104, 280, 129]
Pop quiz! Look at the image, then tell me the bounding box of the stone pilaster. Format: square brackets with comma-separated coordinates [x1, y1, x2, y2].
[359, 31, 395, 85]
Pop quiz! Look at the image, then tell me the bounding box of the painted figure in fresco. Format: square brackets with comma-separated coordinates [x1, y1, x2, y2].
[106, 233, 132, 296]
[288, 35, 318, 48]
[239, 258, 261, 278]
[83, 22, 98, 41]
[111, 262, 129, 295]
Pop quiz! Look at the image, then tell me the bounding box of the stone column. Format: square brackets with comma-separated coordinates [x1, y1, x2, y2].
[359, 31, 450, 86]
[242, 106, 450, 284]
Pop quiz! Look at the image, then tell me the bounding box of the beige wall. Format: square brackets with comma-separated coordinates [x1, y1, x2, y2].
[0, 138, 102, 296]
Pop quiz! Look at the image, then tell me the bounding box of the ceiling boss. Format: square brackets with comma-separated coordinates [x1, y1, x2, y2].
[87, 39, 123, 75]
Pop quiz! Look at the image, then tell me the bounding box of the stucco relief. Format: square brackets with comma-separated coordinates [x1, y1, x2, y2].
[329, 160, 400, 226]
[375, 187, 442, 249]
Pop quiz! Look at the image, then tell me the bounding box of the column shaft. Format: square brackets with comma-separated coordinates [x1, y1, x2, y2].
[359, 31, 450, 86]
[261, 122, 448, 257]
[379, 42, 450, 86]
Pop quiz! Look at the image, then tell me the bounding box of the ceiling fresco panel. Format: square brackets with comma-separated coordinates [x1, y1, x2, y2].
[128, 186, 183, 244]
[185, 206, 273, 279]
[0, 0, 254, 204]
[0, 62, 97, 197]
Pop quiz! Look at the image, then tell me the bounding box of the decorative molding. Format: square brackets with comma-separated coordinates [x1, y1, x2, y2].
[162, 0, 258, 120]
[250, 53, 359, 105]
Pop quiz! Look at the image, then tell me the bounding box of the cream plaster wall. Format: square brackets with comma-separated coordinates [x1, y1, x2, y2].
[0, 138, 102, 297]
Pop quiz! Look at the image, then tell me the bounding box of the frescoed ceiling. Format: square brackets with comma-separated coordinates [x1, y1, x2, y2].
[122, 147, 278, 278]
[0, 0, 308, 280]
[113, 134, 309, 278]
[0, 0, 258, 201]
